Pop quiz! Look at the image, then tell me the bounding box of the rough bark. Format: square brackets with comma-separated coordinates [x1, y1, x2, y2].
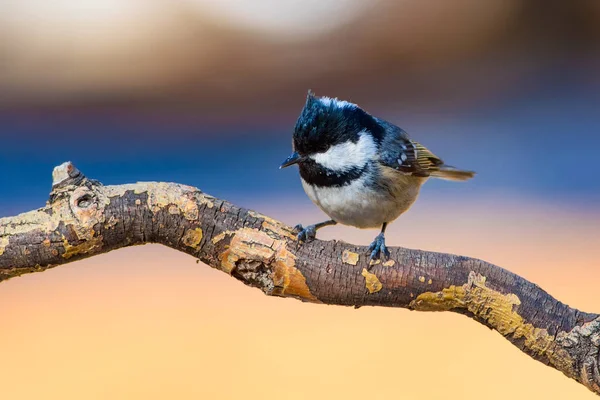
[1, 162, 599, 395]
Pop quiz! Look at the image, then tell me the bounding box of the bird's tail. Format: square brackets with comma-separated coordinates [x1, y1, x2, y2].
[430, 165, 476, 181]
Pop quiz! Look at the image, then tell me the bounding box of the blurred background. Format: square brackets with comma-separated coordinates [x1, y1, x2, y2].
[0, 1, 599, 399]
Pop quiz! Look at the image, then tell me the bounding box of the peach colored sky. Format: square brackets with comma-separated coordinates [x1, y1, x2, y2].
[1, 197, 599, 399]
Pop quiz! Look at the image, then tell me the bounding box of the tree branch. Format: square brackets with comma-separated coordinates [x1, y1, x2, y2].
[1, 162, 599, 395]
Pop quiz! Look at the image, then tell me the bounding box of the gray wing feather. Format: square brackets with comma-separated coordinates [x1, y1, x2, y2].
[376, 118, 443, 177]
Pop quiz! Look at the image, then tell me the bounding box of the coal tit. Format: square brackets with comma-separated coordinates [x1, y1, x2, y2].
[280, 91, 475, 262]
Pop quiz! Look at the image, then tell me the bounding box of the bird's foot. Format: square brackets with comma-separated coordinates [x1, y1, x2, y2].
[368, 232, 390, 263]
[293, 224, 317, 243]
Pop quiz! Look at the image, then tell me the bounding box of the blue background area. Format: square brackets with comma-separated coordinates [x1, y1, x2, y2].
[1, 90, 599, 218]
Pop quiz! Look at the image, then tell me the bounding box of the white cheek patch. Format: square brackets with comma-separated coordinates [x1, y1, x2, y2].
[311, 131, 377, 171]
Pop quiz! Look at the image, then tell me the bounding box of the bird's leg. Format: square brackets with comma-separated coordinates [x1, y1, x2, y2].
[368, 222, 391, 263]
[293, 220, 337, 243]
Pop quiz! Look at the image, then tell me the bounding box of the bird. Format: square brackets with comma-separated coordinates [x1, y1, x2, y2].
[280, 91, 475, 263]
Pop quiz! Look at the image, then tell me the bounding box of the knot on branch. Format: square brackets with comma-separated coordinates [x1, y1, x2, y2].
[0, 162, 109, 279]
[49, 162, 103, 208]
[43, 162, 108, 262]
[47, 162, 107, 242]
[213, 227, 320, 303]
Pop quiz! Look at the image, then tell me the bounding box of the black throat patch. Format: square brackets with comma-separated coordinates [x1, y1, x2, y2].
[299, 159, 367, 187]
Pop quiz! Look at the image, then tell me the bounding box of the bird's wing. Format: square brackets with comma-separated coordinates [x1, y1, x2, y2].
[379, 127, 444, 177]
[398, 139, 445, 176]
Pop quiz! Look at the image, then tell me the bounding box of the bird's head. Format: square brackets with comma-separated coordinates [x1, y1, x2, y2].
[280, 91, 383, 174]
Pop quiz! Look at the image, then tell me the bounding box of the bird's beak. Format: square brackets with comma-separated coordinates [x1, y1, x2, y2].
[279, 152, 304, 169]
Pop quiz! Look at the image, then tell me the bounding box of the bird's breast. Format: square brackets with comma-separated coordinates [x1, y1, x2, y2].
[300, 174, 409, 229]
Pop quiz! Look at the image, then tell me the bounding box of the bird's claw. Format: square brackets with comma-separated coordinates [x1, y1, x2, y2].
[293, 224, 317, 243]
[368, 233, 390, 263]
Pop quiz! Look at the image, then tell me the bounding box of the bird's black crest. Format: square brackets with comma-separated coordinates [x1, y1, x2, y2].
[292, 91, 384, 155]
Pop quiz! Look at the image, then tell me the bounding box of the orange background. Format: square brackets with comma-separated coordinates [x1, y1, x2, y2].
[1, 196, 598, 399]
